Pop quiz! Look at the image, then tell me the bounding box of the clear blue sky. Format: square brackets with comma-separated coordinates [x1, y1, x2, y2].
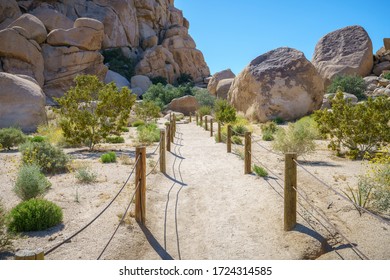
[175, 0, 389, 75]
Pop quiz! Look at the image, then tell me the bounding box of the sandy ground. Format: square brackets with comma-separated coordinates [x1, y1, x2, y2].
[0, 119, 389, 260]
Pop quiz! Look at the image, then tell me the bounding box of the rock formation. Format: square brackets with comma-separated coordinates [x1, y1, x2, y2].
[166, 95, 199, 115]
[228, 47, 324, 122]
[312, 25, 373, 86]
[207, 69, 235, 95]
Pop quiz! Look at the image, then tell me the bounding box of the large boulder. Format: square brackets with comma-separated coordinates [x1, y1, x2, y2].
[42, 44, 107, 99]
[0, 0, 21, 29]
[228, 47, 324, 122]
[130, 75, 152, 94]
[207, 69, 235, 95]
[166, 95, 199, 115]
[47, 18, 104, 51]
[30, 6, 74, 32]
[312, 25, 373, 86]
[216, 78, 234, 100]
[0, 73, 46, 132]
[7, 14, 47, 44]
[0, 27, 44, 86]
[104, 70, 130, 89]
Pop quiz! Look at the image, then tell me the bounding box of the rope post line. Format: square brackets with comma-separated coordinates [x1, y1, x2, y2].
[166, 124, 171, 152]
[227, 124, 232, 153]
[160, 130, 166, 173]
[284, 152, 297, 231]
[205, 116, 208, 131]
[245, 132, 252, 174]
[15, 249, 44, 260]
[218, 122, 222, 143]
[135, 147, 146, 225]
[196, 113, 199, 125]
[210, 118, 213, 137]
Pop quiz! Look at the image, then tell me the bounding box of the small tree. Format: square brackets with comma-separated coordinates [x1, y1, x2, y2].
[0, 127, 26, 150]
[327, 75, 366, 100]
[134, 101, 161, 122]
[55, 75, 136, 150]
[314, 90, 390, 159]
[214, 99, 237, 124]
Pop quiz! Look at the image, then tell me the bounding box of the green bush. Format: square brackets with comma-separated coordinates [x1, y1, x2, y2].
[0, 200, 12, 252]
[197, 106, 212, 117]
[20, 141, 69, 174]
[262, 131, 274, 141]
[14, 164, 51, 201]
[134, 100, 161, 122]
[232, 135, 243, 145]
[131, 120, 146, 127]
[55, 75, 136, 150]
[75, 167, 97, 184]
[382, 72, 390, 80]
[29, 135, 46, 143]
[106, 136, 125, 144]
[272, 117, 319, 156]
[150, 76, 168, 85]
[273, 116, 285, 125]
[214, 99, 237, 124]
[143, 83, 195, 109]
[176, 73, 194, 85]
[0, 127, 26, 150]
[101, 152, 117, 163]
[327, 75, 366, 100]
[232, 124, 248, 136]
[137, 123, 160, 144]
[194, 88, 216, 107]
[102, 48, 135, 80]
[7, 198, 63, 232]
[314, 91, 390, 159]
[120, 127, 129, 132]
[253, 164, 268, 177]
[261, 122, 278, 134]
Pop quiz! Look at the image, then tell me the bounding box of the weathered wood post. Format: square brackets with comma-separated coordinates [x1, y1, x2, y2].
[172, 113, 176, 136]
[218, 122, 222, 143]
[166, 123, 171, 152]
[15, 249, 44, 260]
[245, 132, 252, 174]
[284, 152, 297, 231]
[210, 118, 213, 137]
[200, 115, 203, 126]
[170, 120, 174, 143]
[160, 129, 166, 173]
[135, 146, 146, 225]
[196, 113, 199, 125]
[189, 113, 192, 123]
[205, 116, 208, 131]
[227, 124, 232, 153]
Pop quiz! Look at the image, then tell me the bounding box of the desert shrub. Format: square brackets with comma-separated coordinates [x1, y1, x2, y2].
[55, 75, 136, 150]
[106, 136, 125, 144]
[7, 199, 63, 233]
[382, 72, 390, 80]
[232, 124, 248, 136]
[137, 123, 160, 144]
[253, 165, 268, 177]
[20, 141, 69, 174]
[101, 152, 117, 163]
[29, 135, 46, 143]
[232, 135, 243, 145]
[214, 99, 237, 124]
[262, 131, 274, 141]
[261, 121, 278, 141]
[102, 48, 135, 80]
[176, 73, 193, 85]
[131, 120, 145, 127]
[150, 76, 168, 85]
[194, 88, 216, 107]
[75, 166, 97, 184]
[121, 127, 129, 132]
[14, 164, 51, 201]
[0, 200, 12, 252]
[37, 124, 67, 147]
[0, 127, 26, 150]
[134, 100, 161, 122]
[143, 83, 194, 109]
[327, 75, 366, 100]
[197, 106, 212, 118]
[273, 116, 285, 125]
[272, 117, 319, 156]
[314, 91, 390, 159]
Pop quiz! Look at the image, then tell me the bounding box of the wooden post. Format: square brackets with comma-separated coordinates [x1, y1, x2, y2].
[205, 116, 208, 131]
[135, 147, 146, 225]
[170, 120, 174, 143]
[189, 113, 192, 123]
[160, 130, 166, 173]
[200, 115, 203, 126]
[218, 122, 222, 143]
[245, 132, 252, 174]
[173, 114, 176, 135]
[196, 114, 199, 125]
[284, 153, 297, 231]
[166, 124, 171, 152]
[210, 119, 213, 137]
[15, 249, 44, 260]
[227, 124, 232, 153]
